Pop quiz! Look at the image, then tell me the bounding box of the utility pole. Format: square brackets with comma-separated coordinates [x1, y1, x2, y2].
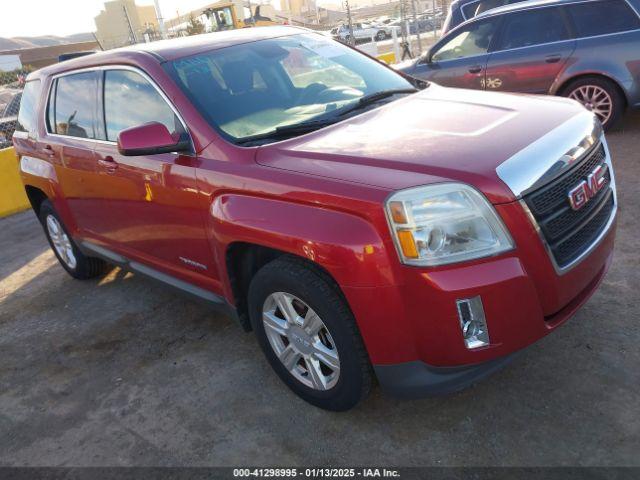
[153, 0, 168, 39]
[122, 5, 137, 44]
[411, 0, 422, 54]
[345, 0, 354, 46]
[433, 0, 437, 38]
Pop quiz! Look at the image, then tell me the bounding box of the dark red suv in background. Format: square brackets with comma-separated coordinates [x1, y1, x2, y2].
[13, 27, 617, 411]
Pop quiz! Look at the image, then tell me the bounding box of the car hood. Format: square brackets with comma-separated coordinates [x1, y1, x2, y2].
[255, 84, 589, 203]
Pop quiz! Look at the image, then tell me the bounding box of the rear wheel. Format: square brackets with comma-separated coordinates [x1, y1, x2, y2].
[248, 256, 372, 411]
[39, 200, 107, 279]
[561, 76, 625, 131]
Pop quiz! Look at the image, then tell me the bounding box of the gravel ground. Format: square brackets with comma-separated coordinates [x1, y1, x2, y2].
[0, 111, 638, 467]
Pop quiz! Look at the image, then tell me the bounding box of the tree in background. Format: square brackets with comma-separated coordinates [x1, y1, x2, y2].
[186, 14, 205, 36]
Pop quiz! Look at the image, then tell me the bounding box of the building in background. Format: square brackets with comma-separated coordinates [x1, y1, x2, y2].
[0, 41, 100, 70]
[280, 0, 318, 18]
[95, 0, 160, 50]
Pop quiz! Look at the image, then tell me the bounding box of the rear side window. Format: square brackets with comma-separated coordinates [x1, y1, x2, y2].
[16, 80, 41, 138]
[496, 7, 570, 50]
[103, 70, 181, 142]
[52, 72, 98, 139]
[567, 0, 640, 37]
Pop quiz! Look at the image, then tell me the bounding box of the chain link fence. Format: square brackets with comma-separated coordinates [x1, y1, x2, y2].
[0, 69, 27, 149]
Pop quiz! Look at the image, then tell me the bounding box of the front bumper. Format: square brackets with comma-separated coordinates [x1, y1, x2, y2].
[374, 353, 517, 398]
[369, 248, 613, 397]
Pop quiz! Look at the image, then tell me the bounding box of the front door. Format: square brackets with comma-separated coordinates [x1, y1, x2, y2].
[484, 6, 575, 94]
[93, 68, 217, 288]
[413, 16, 502, 90]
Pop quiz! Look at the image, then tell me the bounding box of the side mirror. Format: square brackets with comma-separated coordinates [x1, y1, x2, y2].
[117, 122, 191, 156]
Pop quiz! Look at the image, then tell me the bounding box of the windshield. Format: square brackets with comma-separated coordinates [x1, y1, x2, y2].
[169, 33, 413, 144]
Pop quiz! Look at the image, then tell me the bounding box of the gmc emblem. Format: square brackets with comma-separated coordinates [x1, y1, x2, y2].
[568, 165, 607, 211]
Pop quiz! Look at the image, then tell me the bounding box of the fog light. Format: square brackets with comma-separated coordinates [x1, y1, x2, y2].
[456, 296, 490, 349]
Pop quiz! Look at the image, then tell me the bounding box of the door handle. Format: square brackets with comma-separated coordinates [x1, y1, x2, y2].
[97, 155, 118, 172]
[545, 54, 562, 64]
[42, 145, 55, 157]
[468, 65, 483, 74]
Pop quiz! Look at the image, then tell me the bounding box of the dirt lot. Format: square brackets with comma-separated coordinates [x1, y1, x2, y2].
[1, 112, 639, 467]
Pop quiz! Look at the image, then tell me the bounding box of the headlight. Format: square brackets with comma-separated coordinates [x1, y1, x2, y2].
[385, 183, 514, 266]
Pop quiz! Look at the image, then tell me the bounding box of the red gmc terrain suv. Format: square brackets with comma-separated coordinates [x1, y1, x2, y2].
[13, 27, 617, 411]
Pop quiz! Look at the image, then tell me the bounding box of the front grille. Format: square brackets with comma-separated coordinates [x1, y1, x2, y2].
[523, 143, 614, 270]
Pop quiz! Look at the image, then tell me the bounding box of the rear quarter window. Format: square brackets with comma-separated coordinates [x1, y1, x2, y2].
[567, 0, 640, 37]
[496, 7, 570, 50]
[16, 80, 41, 138]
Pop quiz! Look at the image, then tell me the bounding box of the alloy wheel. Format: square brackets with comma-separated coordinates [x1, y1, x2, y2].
[262, 292, 340, 391]
[568, 85, 613, 125]
[46, 215, 77, 269]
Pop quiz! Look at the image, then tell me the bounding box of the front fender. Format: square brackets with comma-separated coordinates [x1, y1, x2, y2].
[209, 194, 397, 290]
[209, 193, 421, 364]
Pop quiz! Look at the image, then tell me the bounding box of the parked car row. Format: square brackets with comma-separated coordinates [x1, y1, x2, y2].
[330, 9, 445, 43]
[398, 0, 640, 130]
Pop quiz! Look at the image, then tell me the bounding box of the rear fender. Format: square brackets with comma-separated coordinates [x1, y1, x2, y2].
[19, 155, 76, 231]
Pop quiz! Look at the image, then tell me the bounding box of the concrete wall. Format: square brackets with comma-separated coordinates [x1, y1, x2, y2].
[0, 147, 29, 218]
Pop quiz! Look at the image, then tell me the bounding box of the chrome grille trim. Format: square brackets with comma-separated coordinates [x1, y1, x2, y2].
[519, 134, 617, 275]
[496, 111, 602, 199]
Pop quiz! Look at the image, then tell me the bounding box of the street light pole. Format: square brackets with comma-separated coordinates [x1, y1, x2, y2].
[411, 0, 422, 54]
[345, 0, 355, 46]
[153, 0, 168, 39]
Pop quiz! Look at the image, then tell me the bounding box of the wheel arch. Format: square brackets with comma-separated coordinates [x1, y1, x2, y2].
[24, 184, 49, 216]
[225, 243, 352, 332]
[554, 72, 630, 108]
[211, 194, 397, 329]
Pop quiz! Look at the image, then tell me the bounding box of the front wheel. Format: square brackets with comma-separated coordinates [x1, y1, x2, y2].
[561, 77, 625, 131]
[39, 200, 107, 279]
[248, 256, 372, 411]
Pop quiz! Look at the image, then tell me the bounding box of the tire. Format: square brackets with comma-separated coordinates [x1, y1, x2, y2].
[376, 31, 386, 41]
[560, 76, 625, 131]
[39, 200, 107, 280]
[248, 256, 372, 411]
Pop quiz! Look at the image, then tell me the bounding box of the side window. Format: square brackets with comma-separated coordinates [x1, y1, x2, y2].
[567, 0, 640, 38]
[103, 70, 181, 142]
[53, 72, 97, 139]
[432, 18, 499, 62]
[16, 80, 41, 138]
[495, 7, 570, 50]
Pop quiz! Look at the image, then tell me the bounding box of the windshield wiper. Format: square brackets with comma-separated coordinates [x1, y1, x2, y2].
[235, 118, 339, 146]
[235, 88, 418, 147]
[336, 88, 418, 117]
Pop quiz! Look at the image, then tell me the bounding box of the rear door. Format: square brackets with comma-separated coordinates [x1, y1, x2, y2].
[413, 16, 502, 89]
[484, 6, 575, 93]
[45, 71, 104, 235]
